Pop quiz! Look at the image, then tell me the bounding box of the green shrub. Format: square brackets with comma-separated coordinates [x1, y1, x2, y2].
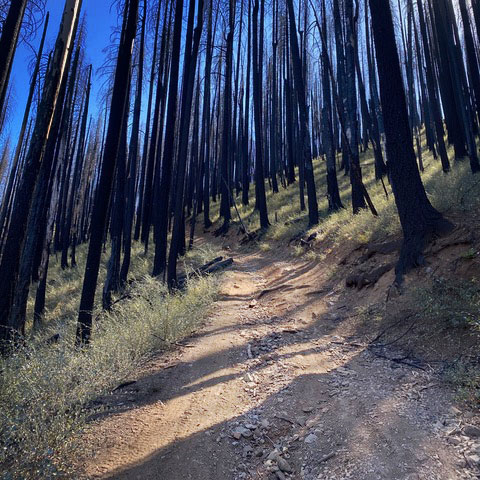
[417, 278, 480, 329]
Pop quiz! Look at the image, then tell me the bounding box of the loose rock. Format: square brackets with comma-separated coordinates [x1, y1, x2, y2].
[463, 425, 480, 438]
[277, 456, 293, 473]
[304, 433, 318, 444]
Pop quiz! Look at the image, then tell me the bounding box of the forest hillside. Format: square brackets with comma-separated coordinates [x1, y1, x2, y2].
[0, 0, 480, 478]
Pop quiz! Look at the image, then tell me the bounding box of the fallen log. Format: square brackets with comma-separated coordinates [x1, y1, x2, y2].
[198, 256, 224, 272]
[202, 258, 234, 274]
[177, 257, 234, 287]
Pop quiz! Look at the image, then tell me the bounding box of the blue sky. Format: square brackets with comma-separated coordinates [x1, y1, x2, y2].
[7, 0, 119, 140]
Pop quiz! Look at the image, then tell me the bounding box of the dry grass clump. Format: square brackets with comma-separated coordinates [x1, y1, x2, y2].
[1, 243, 220, 479]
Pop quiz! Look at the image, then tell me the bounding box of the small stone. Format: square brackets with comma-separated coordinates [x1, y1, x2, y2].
[305, 418, 318, 429]
[466, 454, 480, 466]
[449, 406, 462, 416]
[296, 416, 306, 426]
[304, 433, 318, 444]
[245, 423, 257, 430]
[261, 419, 270, 429]
[463, 425, 480, 438]
[232, 426, 249, 439]
[302, 406, 314, 413]
[447, 436, 461, 446]
[254, 448, 264, 457]
[243, 445, 253, 458]
[276, 471, 287, 480]
[267, 449, 280, 461]
[277, 457, 293, 473]
[266, 461, 279, 473]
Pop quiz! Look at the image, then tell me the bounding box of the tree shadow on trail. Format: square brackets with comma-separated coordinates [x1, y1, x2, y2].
[83, 248, 462, 480]
[99, 351, 456, 480]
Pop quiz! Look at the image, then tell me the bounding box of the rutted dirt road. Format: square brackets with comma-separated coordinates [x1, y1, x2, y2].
[80, 243, 480, 480]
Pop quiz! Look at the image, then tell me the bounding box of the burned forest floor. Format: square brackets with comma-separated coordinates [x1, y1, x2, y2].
[78, 183, 480, 480]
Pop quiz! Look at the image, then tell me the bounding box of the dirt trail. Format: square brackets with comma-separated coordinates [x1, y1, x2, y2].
[81, 245, 479, 480]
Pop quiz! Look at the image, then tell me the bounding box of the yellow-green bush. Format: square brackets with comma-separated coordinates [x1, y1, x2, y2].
[0, 268, 218, 479]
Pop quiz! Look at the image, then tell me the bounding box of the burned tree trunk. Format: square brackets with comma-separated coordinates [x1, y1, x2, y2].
[416, 0, 450, 171]
[0, 0, 27, 129]
[121, 1, 146, 285]
[76, 0, 139, 345]
[151, 0, 183, 277]
[286, 0, 318, 226]
[0, 0, 83, 349]
[217, 0, 235, 234]
[368, 0, 453, 281]
[320, 0, 343, 211]
[252, 0, 269, 230]
[167, 0, 205, 286]
[0, 12, 49, 243]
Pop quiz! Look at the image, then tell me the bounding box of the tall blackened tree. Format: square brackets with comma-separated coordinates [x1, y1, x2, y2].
[167, 0, 205, 287]
[252, 0, 269, 229]
[76, 0, 139, 345]
[103, 77, 129, 310]
[0, 0, 27, 129]
[242, 0, 253, 203]
[318, 0, 343, 211]
[0, 11, 50, 242]
[368, 0, 453, 280]
[121, 0, 146, 285]
[151, 0, 183, 277]
[345, 0, 366, 213]
[134, 0, 161, 242]
[217, 0, 235, 234]
[286, 0, 318, 226]
[0, 0, 83, 348]
[416, 0, 450, 172]
[202, 0, 214, 227]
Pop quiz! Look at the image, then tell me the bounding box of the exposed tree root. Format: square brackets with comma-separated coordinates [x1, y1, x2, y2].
[339, 240, 400, 266]
[257, 284, 311, 299]
[395, 216, 455, 284]
[346, 262, 394, 289]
